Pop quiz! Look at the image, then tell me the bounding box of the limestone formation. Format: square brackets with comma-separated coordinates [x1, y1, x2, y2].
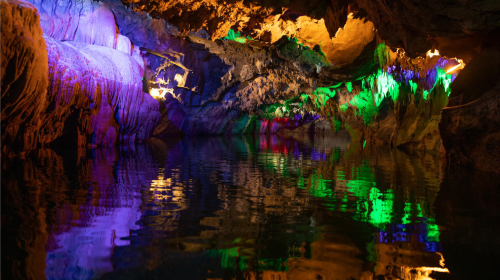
[2, 0, 161, 156]
[1, 0, 49, 154]
[1, 0, 499, 173]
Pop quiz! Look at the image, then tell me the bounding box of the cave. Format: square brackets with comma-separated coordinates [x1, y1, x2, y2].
[1, 0, 500, 279]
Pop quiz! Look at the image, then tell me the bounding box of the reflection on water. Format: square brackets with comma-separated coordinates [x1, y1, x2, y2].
[2, 134, 500, 280]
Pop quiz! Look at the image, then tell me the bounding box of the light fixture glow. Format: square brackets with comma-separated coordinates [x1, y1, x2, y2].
[150, 88, 168, 99]
[446, 59, 464, 74]
[426, 49, 440, 58]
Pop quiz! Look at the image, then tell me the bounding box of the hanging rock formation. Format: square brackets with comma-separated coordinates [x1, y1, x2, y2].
[1, 0, 49, 154]
[1, 0, 161, 155]
[1, 0, 499, 173]
[121, 0, 500, 58]
[324, 45, 461, 152]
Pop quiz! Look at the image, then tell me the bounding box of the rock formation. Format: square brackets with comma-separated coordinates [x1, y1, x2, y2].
[1, 0, 499, 172]
[1, 0, 49, 154]
[2, 0, 161, 155]
[440, 51, 500, 173]
[121, 0, 500, 58]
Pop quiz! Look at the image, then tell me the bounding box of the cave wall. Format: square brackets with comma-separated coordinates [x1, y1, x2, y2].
[352, 0, 500, 57]
[103, 2, 331, 136]
[43, 37, 160, 147]
[1, 0, 161, 155]
[1, 0, 49, 154]
[335, 81, 449, 152]
[2, 0, 499, 173]
[262, 44, 463, 153]
[119, 0, 500, 59]
[0, 0, 464, 152]
[143, 36, 327, 136]
[1, 0, 333, 157]
[440, 51, 500, 173]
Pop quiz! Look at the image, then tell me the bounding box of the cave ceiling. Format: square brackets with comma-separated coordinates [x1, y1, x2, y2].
[121, 0, 500, 59]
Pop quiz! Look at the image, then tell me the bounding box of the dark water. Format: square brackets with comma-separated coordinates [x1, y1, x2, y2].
[2, 134, 500, 280]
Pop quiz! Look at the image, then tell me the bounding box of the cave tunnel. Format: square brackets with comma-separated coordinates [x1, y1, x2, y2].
[2, 0, 500, 279]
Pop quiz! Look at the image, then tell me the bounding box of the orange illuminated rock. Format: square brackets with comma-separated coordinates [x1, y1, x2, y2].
[1, 0, 49, 154]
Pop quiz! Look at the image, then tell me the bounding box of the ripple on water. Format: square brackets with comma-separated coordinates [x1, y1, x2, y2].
[2, 135, 499, 280]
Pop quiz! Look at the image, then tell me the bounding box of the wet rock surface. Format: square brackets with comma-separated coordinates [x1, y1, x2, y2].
[121, 0, 500, 58]
[2, 0, 499, 173]
[43, 38, 160, 147]
[2, 0, 161, 155]
[353, 0, 500, 57]
[335, 83, 449, 152]
[1, 0, 49, 154]
[440, 51, 500, 173]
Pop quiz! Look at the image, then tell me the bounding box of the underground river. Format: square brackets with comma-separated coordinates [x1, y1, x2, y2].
[2, 134, 499, 280]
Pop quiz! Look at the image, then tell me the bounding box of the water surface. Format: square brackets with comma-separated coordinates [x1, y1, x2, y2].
[2, 134, 499, 279]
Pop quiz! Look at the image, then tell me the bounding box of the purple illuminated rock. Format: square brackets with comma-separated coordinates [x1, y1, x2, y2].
[1, 0, 160, 155]
[28, 0, 134, 52]
[41, 37, 160, 147]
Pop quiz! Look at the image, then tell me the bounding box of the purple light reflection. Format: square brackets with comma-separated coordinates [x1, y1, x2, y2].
[44, 147, 159, 280]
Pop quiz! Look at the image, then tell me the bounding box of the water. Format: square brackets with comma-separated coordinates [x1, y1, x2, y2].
[2, 134, 499, 280]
